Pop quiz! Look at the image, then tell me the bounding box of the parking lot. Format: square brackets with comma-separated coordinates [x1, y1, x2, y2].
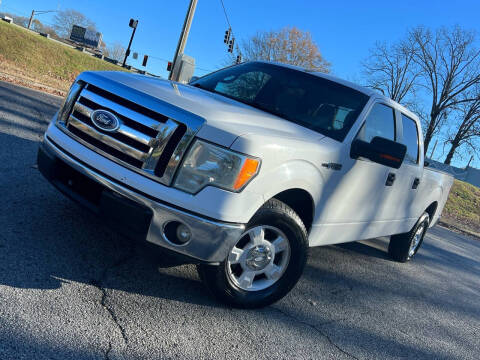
[1, 81, 479, 360]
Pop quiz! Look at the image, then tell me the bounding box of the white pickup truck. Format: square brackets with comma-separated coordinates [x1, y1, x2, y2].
[38, 61, 453, 308]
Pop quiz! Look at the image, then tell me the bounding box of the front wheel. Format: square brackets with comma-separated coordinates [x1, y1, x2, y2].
[197, 199, 308, 308]
[388, 212, 430, 262]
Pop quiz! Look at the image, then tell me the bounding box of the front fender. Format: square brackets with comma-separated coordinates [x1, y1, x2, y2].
[246, 159, 325, 213]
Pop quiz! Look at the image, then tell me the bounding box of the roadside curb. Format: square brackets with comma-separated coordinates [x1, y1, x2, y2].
[0, 71, 66, 98]
[438, 220, 480, 239]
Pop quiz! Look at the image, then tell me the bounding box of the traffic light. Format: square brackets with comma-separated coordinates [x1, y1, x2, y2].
[224, 28, 231, 44]
[129, 19, 138, 28]
[228, 38, 235, 53]
[236, 54, 242, 64]
[142, 55, 148, 67]
[167, 61, 173, 71]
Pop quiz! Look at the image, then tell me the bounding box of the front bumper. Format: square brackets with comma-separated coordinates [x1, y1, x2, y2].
[38, 136, 245, 263]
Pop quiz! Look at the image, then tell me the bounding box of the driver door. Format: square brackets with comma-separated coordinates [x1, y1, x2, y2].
[313, 103, 399, 244]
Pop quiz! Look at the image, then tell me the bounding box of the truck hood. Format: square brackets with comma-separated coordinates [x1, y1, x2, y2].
[91, 72, 324, 147]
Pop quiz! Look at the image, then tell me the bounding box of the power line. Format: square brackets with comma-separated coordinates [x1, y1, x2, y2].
[1, 4, 30, 17]
[148, 55, 213, 73]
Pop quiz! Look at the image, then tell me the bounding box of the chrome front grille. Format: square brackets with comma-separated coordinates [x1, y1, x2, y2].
[56, 75, 202, 186]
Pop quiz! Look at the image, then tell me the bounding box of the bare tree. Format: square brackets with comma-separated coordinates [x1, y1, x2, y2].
[410, 26, 480, 154]
[362, 40, 419, 104]
[53, 9, 96, 39]
[443, 90, 480, 164]
[0, 12, 29, 27]
[32, 19, 59, 39]
[238, 27, 330, 72]
[104, 42, 126, 62]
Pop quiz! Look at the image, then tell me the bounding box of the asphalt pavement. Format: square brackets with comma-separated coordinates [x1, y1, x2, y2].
[0, 80, 479, 360]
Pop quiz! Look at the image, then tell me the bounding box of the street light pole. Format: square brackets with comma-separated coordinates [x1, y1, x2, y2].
[123, 19, 138, 68]
[169, 0, 197, 81]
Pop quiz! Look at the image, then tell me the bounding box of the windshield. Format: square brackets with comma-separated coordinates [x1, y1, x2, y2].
[191, 62, 369, 141]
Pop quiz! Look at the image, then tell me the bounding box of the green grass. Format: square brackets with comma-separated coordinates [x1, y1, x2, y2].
[442, 179, 480, 236]
[0, 20, 124, 91]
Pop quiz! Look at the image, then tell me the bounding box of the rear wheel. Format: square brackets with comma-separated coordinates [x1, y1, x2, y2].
[197, 199, 308, 308]
[388, 212, 430, 262]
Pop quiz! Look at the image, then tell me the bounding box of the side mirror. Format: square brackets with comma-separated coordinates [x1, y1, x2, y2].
[351, 136, 407, 169]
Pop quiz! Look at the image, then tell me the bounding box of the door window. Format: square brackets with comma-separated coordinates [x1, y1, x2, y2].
[357, 103, 396, 142]
[401, 114, 420, 164]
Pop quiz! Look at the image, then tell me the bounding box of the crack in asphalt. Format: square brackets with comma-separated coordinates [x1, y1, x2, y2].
[90, 244, 135, 359]
[271, 306, 360, 360]
[104, 341, 112, 360]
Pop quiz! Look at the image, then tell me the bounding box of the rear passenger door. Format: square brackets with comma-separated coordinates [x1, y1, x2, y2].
[394, 113, 424, 226]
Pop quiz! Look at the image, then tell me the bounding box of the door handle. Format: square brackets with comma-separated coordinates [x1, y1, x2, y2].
[385, 173, 396, 186]
[412, 177, 420, 189]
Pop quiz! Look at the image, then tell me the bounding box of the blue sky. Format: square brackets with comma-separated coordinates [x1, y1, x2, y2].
[2, 0, 480, 166]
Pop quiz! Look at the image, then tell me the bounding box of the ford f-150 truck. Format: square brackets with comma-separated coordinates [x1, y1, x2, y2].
[38, 61, 454, 308]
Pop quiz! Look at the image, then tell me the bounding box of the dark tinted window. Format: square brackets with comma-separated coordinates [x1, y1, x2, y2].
[357, 103, 396, 142]
[192, 62, 369, 141]
[401, 114, 419, 164]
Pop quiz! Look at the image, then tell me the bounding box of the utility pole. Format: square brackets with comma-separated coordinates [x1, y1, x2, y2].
[28, 10, 35, 29]
[123, 19, 138, 68]
[169, 0, 197, 81]
[429, 139, 438, 159]
[27, 10, 57, 29]
[466, 155, 474, 169]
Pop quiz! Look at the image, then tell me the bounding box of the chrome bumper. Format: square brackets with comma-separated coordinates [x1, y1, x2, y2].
[39, 136, 245, 263]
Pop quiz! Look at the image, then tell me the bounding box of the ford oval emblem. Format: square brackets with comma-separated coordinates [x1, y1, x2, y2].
[91, 110, 120, 132]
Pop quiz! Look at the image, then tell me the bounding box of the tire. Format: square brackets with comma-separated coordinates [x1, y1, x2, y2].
[388, 212, 430, 263]
[197, 198, 309, 308]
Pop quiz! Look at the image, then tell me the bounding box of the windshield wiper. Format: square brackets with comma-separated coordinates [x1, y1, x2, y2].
[192, 83, 207, 90]
[248, 100, 294, 122]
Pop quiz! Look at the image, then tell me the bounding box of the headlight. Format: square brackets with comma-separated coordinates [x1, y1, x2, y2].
[174, 140, 260, 194]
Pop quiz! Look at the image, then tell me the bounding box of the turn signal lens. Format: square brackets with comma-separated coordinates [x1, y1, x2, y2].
[234, 158, 260, 190]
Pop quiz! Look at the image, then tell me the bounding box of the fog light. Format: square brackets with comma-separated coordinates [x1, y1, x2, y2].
[163, 221, 192, 245]
[176, 224, 191, 244]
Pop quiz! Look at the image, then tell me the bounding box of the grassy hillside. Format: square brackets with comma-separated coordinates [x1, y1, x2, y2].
[442, 180, 480, 236]
[0, 20, 124, 92]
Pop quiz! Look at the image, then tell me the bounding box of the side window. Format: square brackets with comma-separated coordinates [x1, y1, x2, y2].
[401, 114, 419, 164]
[357, 103, 396, 142]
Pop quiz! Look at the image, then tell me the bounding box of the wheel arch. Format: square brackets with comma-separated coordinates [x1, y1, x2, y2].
[425, 201, 438, 222]
[244, 160, 324, 232]
[271, 188, 315, 232]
